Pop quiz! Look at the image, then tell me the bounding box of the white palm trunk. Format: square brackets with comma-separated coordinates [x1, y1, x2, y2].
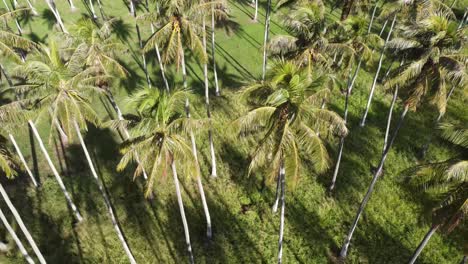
[211, 5, 220, 96]
[360, 14, 397, 127]
[2, 0, 22, 35]
[129, 0, 135, 16]
[68, 0, 77, 11]
[28, 120, 82, 222]
[0, 184, 46, 263]
[340, 104, 409, 259]
[277, 164, 286, 264]
[72, 120, 137, 264]
[0, 208, 34, 264]
[458, 8, 467, 29]
[202, 17, 218, 178]
[8, 134, 38, 188]
[105, 94, 149, 180]
[170, 160, 195, 264]
[261, 0, 272, 81]
[150, 23, 170, 92]
[272, 169, 281, 213]
[185, 100, 212, 239]
[88, 0, 97, 18]
[26, 0, 39, 15]
[96, 0, 104, 18]
[45, 0, 68, 33]
[408, 225, 439, 264]
[382, 86, 398, 153]
[181, 49, 188, 89]
[253, 0, 258, 22]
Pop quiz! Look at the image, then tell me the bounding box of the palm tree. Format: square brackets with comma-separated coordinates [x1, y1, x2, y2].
[141, 0, 206, 89]
[234, 61, 347, 264]
[0, 133, 46, 263]
[25, 0, 39, 15]
[339, 8, 467, 260]
[209, 1, 227, 96]
[116, 89, 201, 264]
[15, 40, 137, 263]
[268, 2, 354, 77]
[404, 122, 467, 264]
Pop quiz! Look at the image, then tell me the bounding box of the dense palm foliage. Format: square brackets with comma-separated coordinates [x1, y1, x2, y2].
[0, 0, 466, 263]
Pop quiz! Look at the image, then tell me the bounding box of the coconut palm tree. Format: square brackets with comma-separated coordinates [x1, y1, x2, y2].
[268, 1, 354, 77]
[209, 1, 227, 96]
[116, 88, 202, 264]
[14, 39, 137, 263]
[404, 122, 467, 264]
[233, 61, 347, 264]
[339, 8, 467, 260]
[141, 0, 206, 89]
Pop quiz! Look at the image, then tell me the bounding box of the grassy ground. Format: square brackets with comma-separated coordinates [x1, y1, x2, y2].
[0, 0, 466, 263]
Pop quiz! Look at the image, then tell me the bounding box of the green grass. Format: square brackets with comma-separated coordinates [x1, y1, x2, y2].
[0, 0, 466, 263]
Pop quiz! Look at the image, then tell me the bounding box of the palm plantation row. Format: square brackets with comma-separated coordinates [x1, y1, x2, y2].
[0, 0, 466, 263]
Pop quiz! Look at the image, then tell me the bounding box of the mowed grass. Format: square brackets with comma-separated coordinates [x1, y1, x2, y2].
[0, 0, 466, 263]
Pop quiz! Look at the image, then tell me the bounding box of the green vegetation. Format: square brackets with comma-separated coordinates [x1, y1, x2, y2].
[0, 0, 466, 263]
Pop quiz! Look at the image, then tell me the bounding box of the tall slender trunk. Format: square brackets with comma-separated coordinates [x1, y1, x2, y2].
[368, 5, 377, 33]
[26, 0, 39, 15]
[203, 17, 218, 178]
[458, 8, 467, 29]
[382, 86, 398, 153]
[150, 23, 170, 92]
[379, 19, 389, 37]
[261, 0, 272, 81]
[68, 0, 77, 10]
[2, 0, 22, 35]
[181, 49, 188, 89]
[132, 5, 151, 88]
[272, 169, 281, 213]
[460, 256, 467, 264]
[73, 120, 137, 264]
[185, 101, 212, 239]
[28, 120, 82, 222]
[360, 14, 397, 127]
[105, 93, 149, 180]
[211, 5, 220, 96]
[171, 160, 195, 264]
[0, 184, 46, 263]
[408, 225, 439, 264]
[45, 0, 68, 33]
[253, 0, 258, 22]
[96, 0, 104, 19]
[0, 208, 34, 264]
[340, 104, 409, 259]
[9, 134, 38, 188]
[129, 0, 135, 16]
[329, 59, 362, 192]
[88, 0, 97, 18]
[277, 163, 286, 264]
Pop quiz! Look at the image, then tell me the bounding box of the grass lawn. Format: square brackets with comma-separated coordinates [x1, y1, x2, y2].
[0, 0, 466, 263]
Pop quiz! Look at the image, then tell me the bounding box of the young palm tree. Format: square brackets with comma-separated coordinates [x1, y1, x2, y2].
[15, 40, 137, 263]
[116, 89, 202, 264]
[405, 122, 467, 264]
[233, 61, 347, 264]
[339, 9, 467, 260]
